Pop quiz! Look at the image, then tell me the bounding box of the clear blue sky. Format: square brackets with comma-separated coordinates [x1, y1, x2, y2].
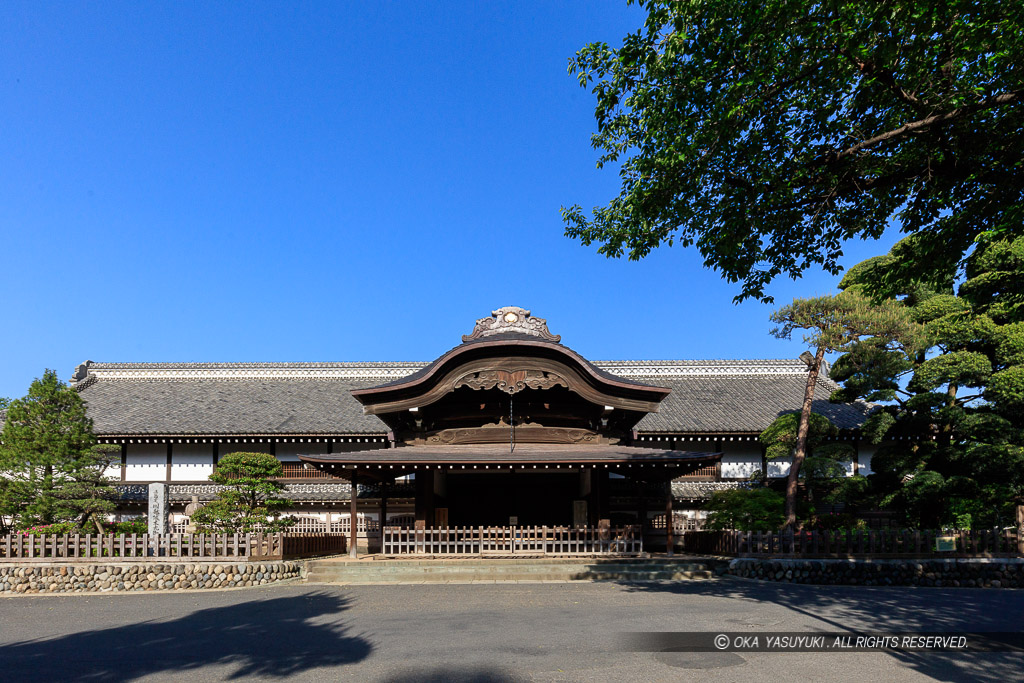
[0, 2, 899, 399]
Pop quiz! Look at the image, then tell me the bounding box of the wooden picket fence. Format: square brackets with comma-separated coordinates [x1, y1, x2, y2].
[382, 525, 642, 556]
[679, 528, 1023, 558]
[0, 532, 348, 562]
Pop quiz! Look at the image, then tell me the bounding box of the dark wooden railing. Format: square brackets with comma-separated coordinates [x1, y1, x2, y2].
[676, 463, 720, 480]
[278, 463, 340, 479]
[382, 525, 642, 556]
[679, 529, 1023, 558]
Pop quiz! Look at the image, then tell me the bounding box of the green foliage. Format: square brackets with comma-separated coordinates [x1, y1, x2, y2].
[759, 412, 840, 461]
[190, 452, 293, 533]
[760, 412, 856, 522]
[0, 370, 116, 532]
[767, 290, 921, 528]
[770, 291, 925, 355]
[985, 366, 1024, 418]
[831, 234, 1024, 527]
[705, 488, 785, 531]
[563, 1, 1024, 302]
[19, 522, 77, 536]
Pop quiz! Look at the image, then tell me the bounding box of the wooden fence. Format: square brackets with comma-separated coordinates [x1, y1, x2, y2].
[0, 532, 348, 562]
[382, 525, 642, 556]
[679, 528, 1023, 558]
[171, 517, 379, 535]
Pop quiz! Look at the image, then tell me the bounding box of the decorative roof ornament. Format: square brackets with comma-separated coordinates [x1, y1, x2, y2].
[462, 307, 561, 343]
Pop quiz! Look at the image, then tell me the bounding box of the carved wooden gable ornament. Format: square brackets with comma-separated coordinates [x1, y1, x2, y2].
[462, 307, 561, 343]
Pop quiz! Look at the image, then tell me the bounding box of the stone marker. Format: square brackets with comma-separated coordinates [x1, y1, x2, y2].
[148, 483, 169, 536]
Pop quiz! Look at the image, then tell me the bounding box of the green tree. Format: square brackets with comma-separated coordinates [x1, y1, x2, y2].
[760, 412, 856, 525]
[832, 234, 1024, 528]
[705, 488, 785, 531]
[770, 291, 922, 528]
[190, 452, 293, 533]
[50, 444, 121, 533]
[563, 1, 1024, 302]
[0, 370, 116, 531]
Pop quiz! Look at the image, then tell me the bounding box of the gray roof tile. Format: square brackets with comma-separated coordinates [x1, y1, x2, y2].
[77, 360, 871, 436]
[81, 379, 389, 435]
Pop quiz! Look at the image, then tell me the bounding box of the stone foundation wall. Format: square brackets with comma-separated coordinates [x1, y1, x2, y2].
[0, 561, 301, 594]
[727, 557, 1024, 588]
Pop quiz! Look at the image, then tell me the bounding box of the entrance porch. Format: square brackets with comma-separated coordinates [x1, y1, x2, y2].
[301, 443, 720, 557]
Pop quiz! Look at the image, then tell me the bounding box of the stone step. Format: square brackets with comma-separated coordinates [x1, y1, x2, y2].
[304, 559, 715, 583]
[305, 570, 713, 583]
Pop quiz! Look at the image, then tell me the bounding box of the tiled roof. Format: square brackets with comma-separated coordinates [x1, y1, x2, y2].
[74, 358, 871, 436]
[635, 375, 869, 432]
[80, 378, 390, 435]
[672, 481, 749, 501]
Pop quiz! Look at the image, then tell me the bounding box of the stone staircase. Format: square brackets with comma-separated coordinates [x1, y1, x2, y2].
[304, 557, 718, 584]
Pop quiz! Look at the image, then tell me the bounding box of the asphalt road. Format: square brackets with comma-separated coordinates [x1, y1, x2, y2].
[1, 578, 1022, 682]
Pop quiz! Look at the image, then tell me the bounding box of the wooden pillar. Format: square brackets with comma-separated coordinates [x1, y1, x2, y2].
[120, 442, 127, 482]
[665, 488, 674, 557]
[349, 468, 358, 558]
[165, 442, 173, 482]
[415, 471, 435, 528]
[635, 477, 647, 535]
[380, 482, 388, 530]
[598, 468, 610, 522]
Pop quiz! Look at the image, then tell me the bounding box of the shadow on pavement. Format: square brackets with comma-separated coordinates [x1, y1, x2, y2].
[382, 665, 523, 682]
[611, 576, 1024, 683]
[0, 589, 372, 681]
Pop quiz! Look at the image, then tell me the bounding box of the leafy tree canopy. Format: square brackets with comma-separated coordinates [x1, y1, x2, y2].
[705, 488, 786, 531]
[190, 452, 293, 533]
[832, 234, 1024, 527]
[0, 370, 116, 532]
[768, 289, 922, 527]
[563, 0, 1024, 302]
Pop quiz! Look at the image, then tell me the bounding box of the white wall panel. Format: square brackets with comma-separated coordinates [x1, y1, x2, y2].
[171, 444, 214, 481]
[767, 456, 792, 478]
[275, 443, 328, 462]
[125, 443, 166, 482]
[217, 443, 271, 458]
[719, 443, 762, 479]
[859, 448, 875, 475]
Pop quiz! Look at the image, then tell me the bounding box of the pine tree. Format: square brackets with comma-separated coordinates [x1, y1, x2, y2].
[190, 452, 294, 533]
[770, 292, 923, 529]
[831, 234, 1024, 528]
[0, 370, 117, 531]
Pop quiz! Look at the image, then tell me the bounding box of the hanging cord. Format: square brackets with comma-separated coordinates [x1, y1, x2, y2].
[510, 393, 515, 453]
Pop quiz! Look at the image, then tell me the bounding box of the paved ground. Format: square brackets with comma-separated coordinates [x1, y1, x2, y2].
[1, 578, 1022, 682]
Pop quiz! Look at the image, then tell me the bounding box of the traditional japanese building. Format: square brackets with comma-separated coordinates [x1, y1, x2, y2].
[72, 307, 874, 547]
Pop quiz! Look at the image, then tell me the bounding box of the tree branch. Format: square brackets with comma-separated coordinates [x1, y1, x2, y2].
[832, 90, 1022, 162]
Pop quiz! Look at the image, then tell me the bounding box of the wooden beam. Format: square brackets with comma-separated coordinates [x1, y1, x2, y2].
[166, 442, 173, 482]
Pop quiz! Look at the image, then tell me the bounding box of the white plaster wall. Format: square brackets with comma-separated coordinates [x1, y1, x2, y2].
[103, 454, 121, 480]
[124, 443, 166, 482]
[767, 456, 792, 478]
[720, 443, 762, 479]
[217, 443, 271, 458]
[275, 443, 328, 462]
[858, 448, 875, 475]
[170, 444, 214, 481]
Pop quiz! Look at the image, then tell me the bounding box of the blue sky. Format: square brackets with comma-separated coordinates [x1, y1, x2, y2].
[0, 2, 899, 399]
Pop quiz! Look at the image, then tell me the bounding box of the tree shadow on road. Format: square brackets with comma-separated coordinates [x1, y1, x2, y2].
[611, 576, 1024, 683]
[0, 589, 372, 681]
